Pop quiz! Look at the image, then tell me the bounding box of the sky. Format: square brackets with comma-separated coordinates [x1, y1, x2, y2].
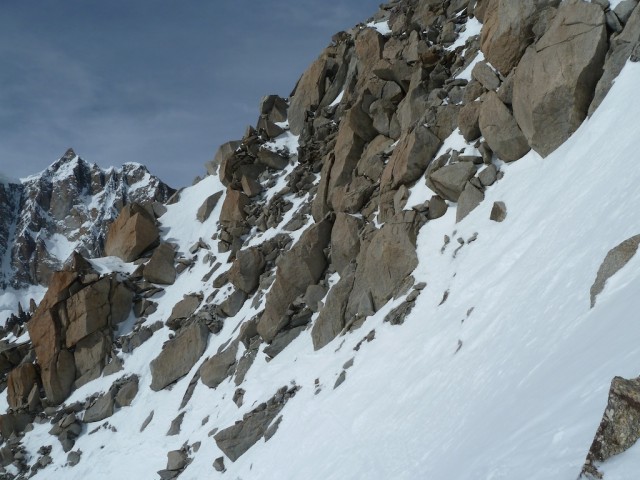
[0, 0, 380, 188]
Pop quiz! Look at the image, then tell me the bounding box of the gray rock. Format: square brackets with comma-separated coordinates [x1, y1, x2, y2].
[305, 284, 327, 312]
[479, 92, 530, 162]
[615, 0, 638, 25]
[115, 376, 139, 407]
[334, 371, 347, 389]
[220, 289, 247, 317]
[228, 247, 265, 294]
[196, 191, 223, 222]
[381, 125, 442, 192]
[143, 243, 177, 285]
[582, 376, 640, 478]
[257, 148, 288, 170]
[456, 182, 485, 223]
[513, 2, 607, 156]
[429, 162, 476, 202]
[149, 322, 209, 391]
[201, 341, 239, 389]
[214, 387, 297, 461]
[478, 164, 498, 187]
[167, 294, 202, 324]
[67, 450, 81, 467]
[346, 211, 423, 319]
[83, 392, 114, 423]
[213, 456, 226, 472]
[166, 450, 187, 471]
[427, 195, 448, 220]
[312, 263, 356, 350]
[331, 213, 362, 275]
[471, 61, 500, 91]
[167, 412, 185, 436]
[590, 235, 640, 308]
[458, 101, 481, 142]
[490, 201, 507, 222]
[263, 326, 306, 358]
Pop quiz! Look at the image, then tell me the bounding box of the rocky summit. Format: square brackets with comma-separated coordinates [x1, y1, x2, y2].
[1, 0, 640, 478]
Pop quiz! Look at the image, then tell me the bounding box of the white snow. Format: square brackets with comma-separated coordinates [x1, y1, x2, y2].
[366, 20, 392, 36]
[446, 17, 483, 51]
[456, 50, 485, 81]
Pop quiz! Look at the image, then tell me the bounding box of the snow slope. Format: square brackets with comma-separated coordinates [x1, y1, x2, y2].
[19, 59, 640, 480]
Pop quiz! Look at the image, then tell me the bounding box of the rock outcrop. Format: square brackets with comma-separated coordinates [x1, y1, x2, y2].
[512, 2, 608, 156]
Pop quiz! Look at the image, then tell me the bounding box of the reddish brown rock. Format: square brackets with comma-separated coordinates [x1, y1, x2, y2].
[104, 203, 159, 262]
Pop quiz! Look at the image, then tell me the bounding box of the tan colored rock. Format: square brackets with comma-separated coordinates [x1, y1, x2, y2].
[206, 140, 241, 176]
[143, 243, 176, 285]
[380, 125, 442, 192]
[590, 235, 640, 308]
[200, 341, 239, 389]
[479, 92, 530, 162]
[104, 203, 159, 262]
[289, 54, 329, 135]
[458, 101, 482, 142]
[219, 188, 249, 228]
[513, 3, 607, 156]
[196, 191, 223, 222]
[73, 330, 111, 381]
[7, 364, 38, 409]
[429, 162, 476, 202]
[480, 0, 561, 75]
[41, 350, 76, 405]
[257, 218, 333, 342]
[65, 277, 111, 347]
[456, 182, 485, 222]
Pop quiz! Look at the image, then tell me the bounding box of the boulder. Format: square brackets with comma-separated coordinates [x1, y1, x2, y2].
[312, 263, 356, 350]
[513, 2, 607, 156]
[257, 218, 333, 342]
[65, 277, 112, 347]
[196, 191, 223, 223]
[456, 182, 485, 222]
[479, 164, 498, 187]
[201, 341, 239, 389]
[167, 294, 202, 323]
[582, 376, 640, 478]
[259, 95, 288, 124]
[458, 101, 482, 142]
[206, 141, 241, 176]
[41, 350, 76, 405]
[150, 322, 209, 391]
[7, 363, 38, 409]
[115, 376, 139, 407]
[590, 235, 640, 308]
[480, 0, 561, 75]
[0, 413, 33, 439]
[256, 148, 288, 170]
[83, 391, 114, 423]
[143, 243, 176, 285]
[228, 247, 265, 294]
[73, 330, 111, 381]
[346, 211, 423, 318]
[479, 92, 530, 162]
[104, 203, 158, 262]
[219, 188, 249, 228]
[429, 162, 476, 202]
[471, 61, 500, 91]
[288, 54, 329, 134]
[490, 201, 507, 222]
[214, 387, 297, 461]
[380, 125, 442, 192]
[428, 195, 448, 220]
[263, 326, 306, 359]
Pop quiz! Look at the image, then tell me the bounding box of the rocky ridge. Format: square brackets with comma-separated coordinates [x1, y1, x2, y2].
[0, 0, 640, 478]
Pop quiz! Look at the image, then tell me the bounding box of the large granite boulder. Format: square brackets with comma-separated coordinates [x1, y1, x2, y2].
[143, 243, 177, 285]
[104, 203, 158, 262]
[513, 2, 607, 156]
[480, 0, 561, 75]
[479, 92, 530, 162]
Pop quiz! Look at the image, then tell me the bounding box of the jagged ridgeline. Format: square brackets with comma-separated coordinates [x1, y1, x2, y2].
[1, 0, 640, 478]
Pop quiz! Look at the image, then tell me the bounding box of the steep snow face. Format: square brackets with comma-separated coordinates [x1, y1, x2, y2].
[0, 151, 174, 288]
[20, 62, 640, 480]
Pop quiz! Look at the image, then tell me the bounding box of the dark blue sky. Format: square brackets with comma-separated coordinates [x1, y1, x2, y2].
[0, 1, 380, 187]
